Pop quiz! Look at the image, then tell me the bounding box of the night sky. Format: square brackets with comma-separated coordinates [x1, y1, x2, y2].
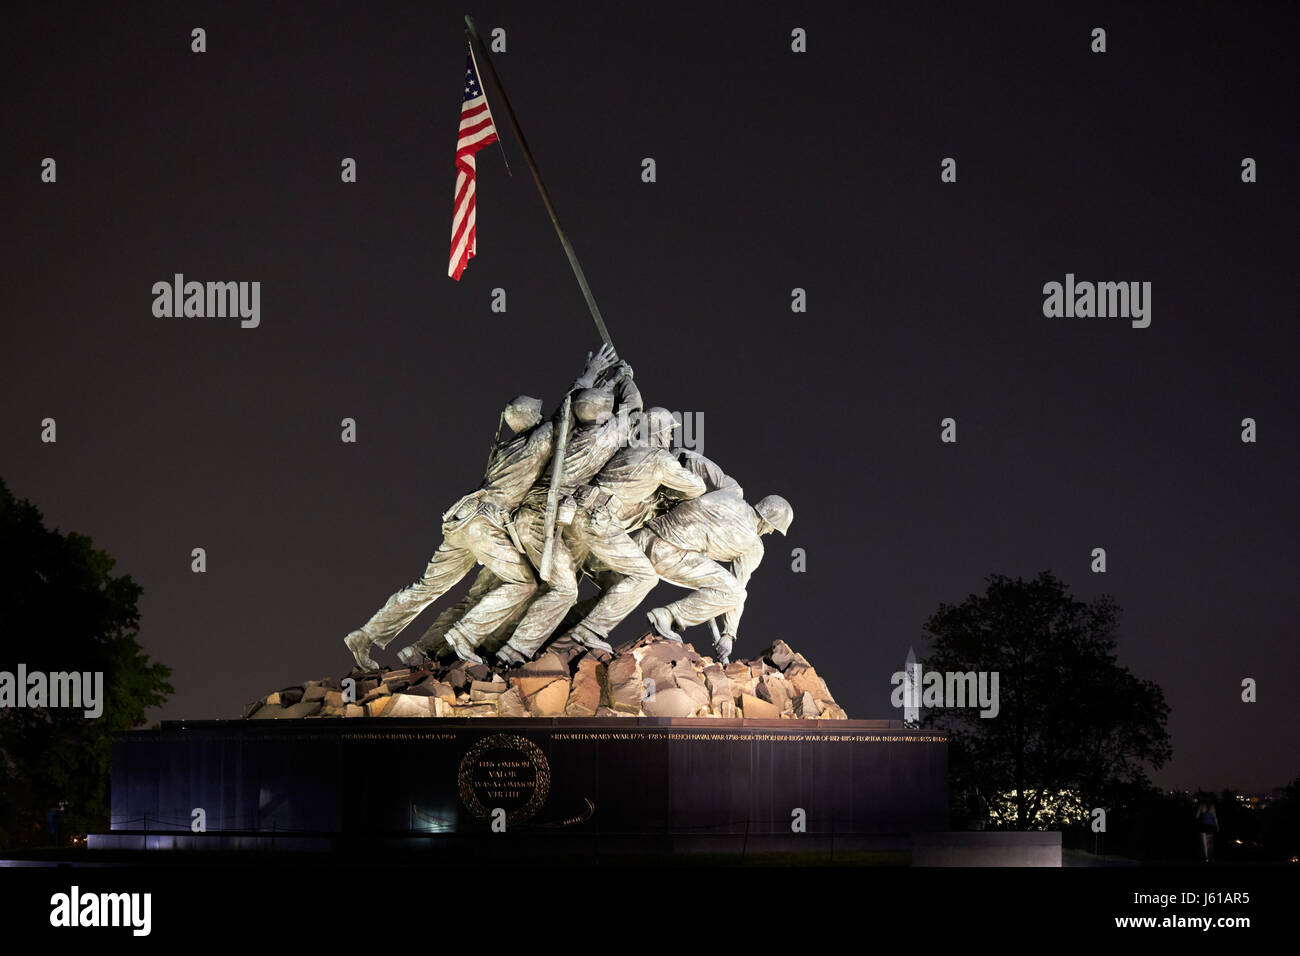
[2, 1, 1296, 793]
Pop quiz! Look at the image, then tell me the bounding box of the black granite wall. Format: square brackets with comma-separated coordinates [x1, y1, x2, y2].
[109, 718, 948, 836]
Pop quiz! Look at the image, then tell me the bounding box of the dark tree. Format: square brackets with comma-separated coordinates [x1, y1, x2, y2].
[1263, 776, 1300, 861]
[920, 571, 1171, 831]
[0, 478, 173, 848]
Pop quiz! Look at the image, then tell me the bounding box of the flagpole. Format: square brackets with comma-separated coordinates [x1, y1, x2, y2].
[464, 14, 616, 352]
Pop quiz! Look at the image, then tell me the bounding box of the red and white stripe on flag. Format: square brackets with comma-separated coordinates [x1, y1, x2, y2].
[449, 46, 499, 280]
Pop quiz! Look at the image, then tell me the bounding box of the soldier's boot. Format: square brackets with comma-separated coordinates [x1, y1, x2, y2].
[645, 607, 683, 643]
[443, 624, 484, 665]
[396, 644, 426, 668]
[566, 622, 614, 654]
[495, 643, 527, 666]
[344, 629, 380, 670]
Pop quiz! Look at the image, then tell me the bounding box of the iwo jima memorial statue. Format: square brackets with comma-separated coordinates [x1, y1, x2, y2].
[95, 20, 947, 849]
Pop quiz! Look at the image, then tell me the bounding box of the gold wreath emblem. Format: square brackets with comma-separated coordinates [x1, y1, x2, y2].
[457, 732, 551, 825]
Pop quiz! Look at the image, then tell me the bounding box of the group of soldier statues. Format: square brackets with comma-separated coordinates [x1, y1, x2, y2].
[344, 345, 793, 670]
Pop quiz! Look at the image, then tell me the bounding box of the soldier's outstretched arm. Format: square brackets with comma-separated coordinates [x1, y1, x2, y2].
[678, 449, 742, 495]
[655, 452, 708, 500]
[612, 363, 643, 415]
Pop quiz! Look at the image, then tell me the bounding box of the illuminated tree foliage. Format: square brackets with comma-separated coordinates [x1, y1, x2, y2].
[921, 571, 1171, 831]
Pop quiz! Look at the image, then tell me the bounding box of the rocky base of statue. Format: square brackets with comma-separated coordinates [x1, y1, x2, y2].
[242, 635, 848, 720]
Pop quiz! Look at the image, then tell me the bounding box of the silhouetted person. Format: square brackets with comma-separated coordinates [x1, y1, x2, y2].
[1196, 800, 1219, 862]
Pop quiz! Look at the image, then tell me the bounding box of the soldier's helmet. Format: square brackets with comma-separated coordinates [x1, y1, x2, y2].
[573, 388, 614, 424]
[643, 407, 679, 447]
[503, 395, 543, 433]
[754, 495, 793, 535]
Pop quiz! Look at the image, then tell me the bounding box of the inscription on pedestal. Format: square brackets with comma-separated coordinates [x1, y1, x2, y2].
[108, 719, 948, 838]
[456, 732, 551, 824]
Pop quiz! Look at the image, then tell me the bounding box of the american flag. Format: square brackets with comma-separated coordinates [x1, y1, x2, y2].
[448, 46, 499, 281]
